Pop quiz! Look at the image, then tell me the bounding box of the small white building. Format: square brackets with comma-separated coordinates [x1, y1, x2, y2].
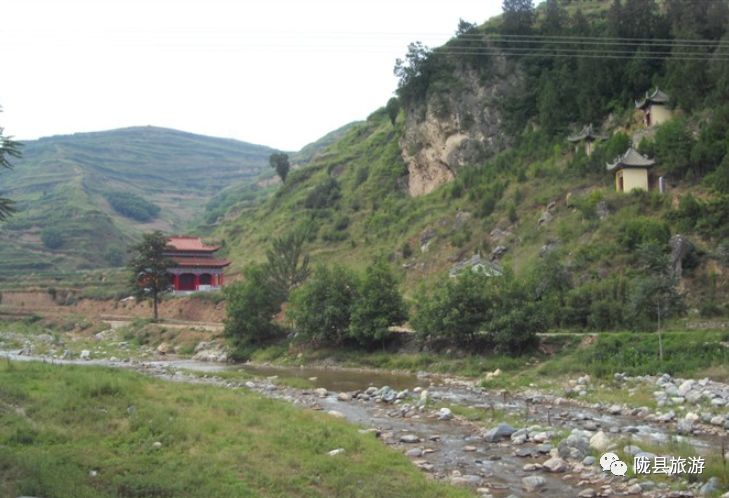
[635, 88, 672, 127]
[607, 147, 656, 192]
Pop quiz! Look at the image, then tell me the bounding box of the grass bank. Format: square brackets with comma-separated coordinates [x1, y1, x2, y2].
[0, 361, 470, 498]
[248, 330, 729, 384]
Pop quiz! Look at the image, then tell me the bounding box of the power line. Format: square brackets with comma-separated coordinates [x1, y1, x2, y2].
[423, 48, 729, 61]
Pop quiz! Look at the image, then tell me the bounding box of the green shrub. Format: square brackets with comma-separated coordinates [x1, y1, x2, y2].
[304, 178, 341, 209]
[104, 191, 160, 222]
[40, 228, 64, 249]
[349, 261, 408, 349]
[401, 242, 413, 259]
[288, 265, 359, 347]
[413, 270, 542, 354]
[618, 216, 671, 250]
[224, 264, 283, 359]
[652, 119, 693, 177]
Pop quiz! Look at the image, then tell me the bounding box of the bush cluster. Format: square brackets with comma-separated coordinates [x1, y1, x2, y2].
[104, 191, 160, 222]
[412, 270, 543, 354]
[288, 261, 407, 349]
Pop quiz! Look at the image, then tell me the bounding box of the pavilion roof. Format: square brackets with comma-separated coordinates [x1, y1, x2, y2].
[635, 88, 670, 109]
[166, 236, 220, 252]
[606, 147, 656, 171]
[567, 124, 607, 143]
[170, 257, 230, 268]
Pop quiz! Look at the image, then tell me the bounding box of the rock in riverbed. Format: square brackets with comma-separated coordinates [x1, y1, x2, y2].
[400, 434, 420, 443]
[542, 456, 569, 473]
[522, 475, 546, 492]
[482, 422, 516, 442]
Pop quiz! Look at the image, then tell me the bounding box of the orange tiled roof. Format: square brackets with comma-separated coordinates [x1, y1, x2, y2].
[170, 257, 230, 268]
[167, 236, 220, 252]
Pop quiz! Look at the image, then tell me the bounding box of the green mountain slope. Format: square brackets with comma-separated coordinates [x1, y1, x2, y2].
[216, 0, 729, 321]
[1, 126, 277, 273]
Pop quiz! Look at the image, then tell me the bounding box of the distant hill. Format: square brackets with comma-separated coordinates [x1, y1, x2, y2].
[0, 126, 276, 274]
[291, 121, 361, 165]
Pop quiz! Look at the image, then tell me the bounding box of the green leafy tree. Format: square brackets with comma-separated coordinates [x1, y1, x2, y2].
[349, 261, 408, 349]
[385, 97, 400, 126]
[501, 0, 534, 36]
[224, 264, 284, 358]
[269, 152, 290, 183]
[288, 265, 359, 347]
[653, 119, 694, 177]
[0, 110, 21, 221]
[630, 242, 683, 360]
[127, 231, 173, 320]
[542, 0, 566, 35]
[487, 276, 543, 354]
[412, 271, 493, 349]
[265, 230, 310, 300]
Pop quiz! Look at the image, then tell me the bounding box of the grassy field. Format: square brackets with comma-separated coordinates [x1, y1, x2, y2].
[0, 361, 471, 498]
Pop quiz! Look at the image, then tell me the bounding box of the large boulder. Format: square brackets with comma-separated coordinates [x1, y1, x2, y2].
[543, 456, 569, 473]
[589, 431, 611, 452]
[522, 475, 546, 492]
[558, 432, 590, 460]
[482, 422, 516, 442]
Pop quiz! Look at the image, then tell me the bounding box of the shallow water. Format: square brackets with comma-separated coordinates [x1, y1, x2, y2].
[237, 362, 421, 391]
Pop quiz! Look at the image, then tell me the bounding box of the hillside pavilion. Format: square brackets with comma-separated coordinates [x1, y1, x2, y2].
[635, 88, 672, 127]
[165, 236, 229, 292]
[607, 147, 656, 192]
[567, 124, 606, 156]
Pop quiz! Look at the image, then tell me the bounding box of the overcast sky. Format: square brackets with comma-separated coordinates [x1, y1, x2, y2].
[1, 0, 505, 151]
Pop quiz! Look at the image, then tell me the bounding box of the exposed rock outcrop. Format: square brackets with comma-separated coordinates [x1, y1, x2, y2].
[400, 61, 521, 197]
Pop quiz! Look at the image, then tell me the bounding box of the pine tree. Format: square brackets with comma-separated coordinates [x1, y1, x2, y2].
[269, 152, 290, 183]
[0, 109, 21, 221]
[127, 231, 173, 320]
[502, 0, 534, 36]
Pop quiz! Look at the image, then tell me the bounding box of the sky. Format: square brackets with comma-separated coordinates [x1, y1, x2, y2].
[1, 0, 505, 151]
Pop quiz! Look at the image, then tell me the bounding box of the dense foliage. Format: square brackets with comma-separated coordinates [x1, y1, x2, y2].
[288, 261, 408, 349]
[104, 191, 161, 222]
[40, 227, 64, 249]
[224, 264, 284, 358]
[413, 270, 543, 354]
[395, 0, 729, 138]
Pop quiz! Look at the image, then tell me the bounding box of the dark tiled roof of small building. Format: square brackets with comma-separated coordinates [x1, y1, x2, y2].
[635, 88, 670, 109]
[606, 147, 656, 171]
[567, 124, 607, 143]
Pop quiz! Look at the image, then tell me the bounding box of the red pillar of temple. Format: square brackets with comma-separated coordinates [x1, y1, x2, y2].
[193, 273, 200, 291]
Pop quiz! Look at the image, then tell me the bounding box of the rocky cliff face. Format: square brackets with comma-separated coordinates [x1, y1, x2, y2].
[400, 59, 521, 197]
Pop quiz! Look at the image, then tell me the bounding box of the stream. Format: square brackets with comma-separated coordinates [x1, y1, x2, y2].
[1, 350, 723, 497]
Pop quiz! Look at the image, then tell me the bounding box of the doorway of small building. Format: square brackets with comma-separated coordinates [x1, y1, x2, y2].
[179, 273, 196, 291]
[199, 273, 212, 286]
[618, 174, 624, 192]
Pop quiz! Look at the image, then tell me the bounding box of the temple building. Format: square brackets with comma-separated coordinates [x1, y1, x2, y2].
[606, 147, 656, 192]
[165, 236, 230, 292]
[567, 124, 606, 156]
[635, 88, 672, 127]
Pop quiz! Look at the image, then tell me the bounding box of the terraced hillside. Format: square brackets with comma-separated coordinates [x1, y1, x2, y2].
[0, 126, 277, 274]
